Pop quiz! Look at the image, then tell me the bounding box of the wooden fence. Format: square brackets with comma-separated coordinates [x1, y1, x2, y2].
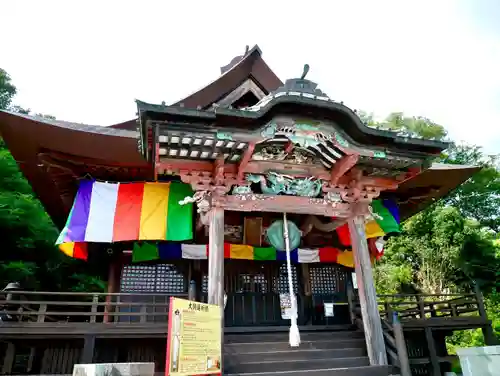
[0, 291, 189, 324]
[348, 284, 496, 376]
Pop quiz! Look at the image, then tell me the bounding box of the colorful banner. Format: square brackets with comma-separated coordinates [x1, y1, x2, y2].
[57, 181, 194, 255]
[130, 242, 381, 268]
[166, 297, 221, 376]
[59, 240, 382, 267]
[336, 199, 400, 246]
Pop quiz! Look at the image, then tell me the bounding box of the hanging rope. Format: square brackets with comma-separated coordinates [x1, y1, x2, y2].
[283, 212, 301, 347]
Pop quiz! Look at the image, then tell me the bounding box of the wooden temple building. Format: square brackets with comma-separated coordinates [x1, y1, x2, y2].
[0, 45, 495, 376]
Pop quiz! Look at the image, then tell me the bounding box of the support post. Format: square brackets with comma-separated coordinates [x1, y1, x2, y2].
[1, 342, 15, 374]
[81, 335, 96, 364]
[424, 328, 441, 376]
[104, 254, 121, 323]
[475, 283, 498, 345]
[207, 207, 224, 307]
[207, 207, 224, 372]
[393, 313, 411, 376]
[348, 214, 388, 366]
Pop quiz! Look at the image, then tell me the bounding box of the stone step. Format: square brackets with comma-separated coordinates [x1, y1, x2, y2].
[225, 365, 391, 376]
[224, 356, 370, 374]
[224, 330, 364, 344]
[224, 347, 366, 362]
[224, 325, 354, 334]
[225, 337, 366, 352]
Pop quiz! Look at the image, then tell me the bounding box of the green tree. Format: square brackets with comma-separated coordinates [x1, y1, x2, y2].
[0, 68, 17, 110]
[362, 111, 448, 141]
[442, 143, 500, 232]
[0, 68, 104, 291]
[376, 206, 500, 295]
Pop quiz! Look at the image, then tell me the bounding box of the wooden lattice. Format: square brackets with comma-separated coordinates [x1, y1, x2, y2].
[273, 264, 298, 293]
[120, 264, 186, 293]
[310, 265, 342, 294]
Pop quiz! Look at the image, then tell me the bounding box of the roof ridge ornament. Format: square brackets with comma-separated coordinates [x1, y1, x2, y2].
[273, 64, 329, 98]
[301, 64, 310, 80]
[220, 45, 251, 74]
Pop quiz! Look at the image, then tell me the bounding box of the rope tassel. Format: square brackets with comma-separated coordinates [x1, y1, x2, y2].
[283, 212, 301, 347]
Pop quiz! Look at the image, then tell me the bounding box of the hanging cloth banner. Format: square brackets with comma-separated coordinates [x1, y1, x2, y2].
[56, 180, 194, 259]
[58, 241, 378, 267]
[336, 199, 400, 246]
[129, 242, 380, 268]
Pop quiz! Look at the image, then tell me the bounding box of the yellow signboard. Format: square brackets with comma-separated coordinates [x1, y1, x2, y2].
[166, 297, 222, 376]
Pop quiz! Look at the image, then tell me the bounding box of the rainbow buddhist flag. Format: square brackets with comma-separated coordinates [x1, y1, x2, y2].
[59, 242, 89, 260]
[336, 199, 400, 246]
[56, 181, 194, 256]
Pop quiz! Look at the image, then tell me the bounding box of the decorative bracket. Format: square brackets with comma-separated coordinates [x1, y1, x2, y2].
[237, 142, 255, 184]
[330, 154, 359, 185]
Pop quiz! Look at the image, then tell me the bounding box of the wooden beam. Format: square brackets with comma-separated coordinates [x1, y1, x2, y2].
[213, 157, 225, 186]
[214, 194, 353, 217]
[237, 142, 255, 183]
[330, 154, 359, 185]
[348, 213, 388, 366]
[153, 124, 160, 181]
[81, 334, 96, 363]
[158, 158, 399, 190]
[39, 150, 149, 169]
[1, 342, 15, 374]
[424, 328, 441, 376]
[475, 284, 498, 345]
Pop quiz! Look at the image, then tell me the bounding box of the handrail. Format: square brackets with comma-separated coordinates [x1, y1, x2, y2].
[388, 313, 411, 376]
[0, 291, 189, 324]
[1, 291, 188, 297]
[346, 285, 495, 374]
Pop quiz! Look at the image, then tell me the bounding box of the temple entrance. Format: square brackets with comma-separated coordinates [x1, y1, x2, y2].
[308, 264, 350, 325]
[202, 260, 299, 327]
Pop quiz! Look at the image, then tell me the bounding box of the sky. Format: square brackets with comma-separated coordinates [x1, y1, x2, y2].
[2, 0, 500, 152]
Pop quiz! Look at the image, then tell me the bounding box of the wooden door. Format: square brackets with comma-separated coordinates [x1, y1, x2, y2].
[308, 264, 350, 325]
[201, 260, 301, 327]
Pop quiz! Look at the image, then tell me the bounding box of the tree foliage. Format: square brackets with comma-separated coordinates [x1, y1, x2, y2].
[375, 205, 500, 295]
[361, 111, 448, 141]
[442, 143, 500, 232]
[0, 68, 17, 110]
[0, 68, 103, 291]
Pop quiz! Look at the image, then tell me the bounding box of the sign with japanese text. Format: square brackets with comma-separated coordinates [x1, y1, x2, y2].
[165, 297, 222, 376]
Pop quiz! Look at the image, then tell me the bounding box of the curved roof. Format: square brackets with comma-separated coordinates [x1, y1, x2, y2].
[398, 163, 480, 219]
[0, 110, 149, 226]
[0, 45, 479, 229]
[174, 45, 283, 109]
[111, 45, 282, 131]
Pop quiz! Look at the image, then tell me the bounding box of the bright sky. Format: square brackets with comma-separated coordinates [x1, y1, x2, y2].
[3, 0, 500, 152]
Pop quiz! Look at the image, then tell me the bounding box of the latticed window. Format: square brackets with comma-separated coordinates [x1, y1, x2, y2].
[273, 264, 298, 293]
[120, 264, 187, 293]
[310, 265, 340, 294]
[203, 262, 298, 294]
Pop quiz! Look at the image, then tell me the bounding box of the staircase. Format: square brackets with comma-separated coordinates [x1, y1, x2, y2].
[223, 326, 391, 375]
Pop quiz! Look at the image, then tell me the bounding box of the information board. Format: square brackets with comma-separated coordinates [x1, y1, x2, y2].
[165, 297, 222, 376]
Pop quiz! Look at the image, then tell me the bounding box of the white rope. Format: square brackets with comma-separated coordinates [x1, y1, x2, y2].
[283, 212, 300, 347]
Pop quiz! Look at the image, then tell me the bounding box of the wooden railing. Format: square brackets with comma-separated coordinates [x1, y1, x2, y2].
[381, 313, 411, 376]
[377, 292, 481, 321]
[347, 285, 497, 376]
[0, 291, 189, 324]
